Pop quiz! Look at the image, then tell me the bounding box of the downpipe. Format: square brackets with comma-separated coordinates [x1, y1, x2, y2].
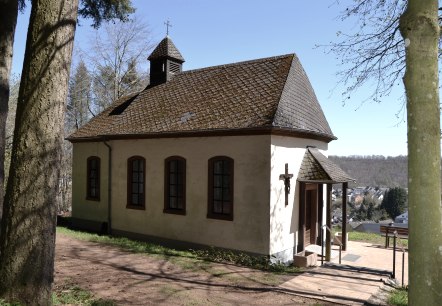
[103, 139, 112, 235]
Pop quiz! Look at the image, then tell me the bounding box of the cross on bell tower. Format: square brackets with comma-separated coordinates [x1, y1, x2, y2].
[279, 163, 293, 206]
[164, 20, 172, 36]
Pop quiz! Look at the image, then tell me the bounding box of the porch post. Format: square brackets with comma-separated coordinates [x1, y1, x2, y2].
[326, 183, 332, 261]
[342, 182, 348, 251]
[298, 182, 305, 253]
[317, 185, 323, 245]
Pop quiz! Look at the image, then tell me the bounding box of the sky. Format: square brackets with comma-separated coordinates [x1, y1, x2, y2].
[11, 0, 409, 157]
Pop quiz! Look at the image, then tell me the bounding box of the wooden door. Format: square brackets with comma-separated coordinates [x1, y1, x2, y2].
[304, 184, 318, 246]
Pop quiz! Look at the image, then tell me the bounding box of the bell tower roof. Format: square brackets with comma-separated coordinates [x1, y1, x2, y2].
[148, 36, 185, 63]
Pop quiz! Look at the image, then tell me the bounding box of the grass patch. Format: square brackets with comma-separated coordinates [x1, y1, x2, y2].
[387, 287, 408, 306]
[348, 231, 408, 248]
[57, 227, 196, 259]
[52, 283, 115, 306]
[192, 247, 301, 274]
[348, 231, 385, 244]
[0, 285, 113, 306]
[57, 227, 300, 274]
[0, 300, 21, 306]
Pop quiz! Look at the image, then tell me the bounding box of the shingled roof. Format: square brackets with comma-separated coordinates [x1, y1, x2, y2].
[298, 148, 354, 183]
[148, 36, 185, 62]
[68, 53, 336, 142]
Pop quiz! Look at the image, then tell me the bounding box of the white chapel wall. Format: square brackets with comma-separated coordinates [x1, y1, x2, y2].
[71, 142, 109, 224]
[269, 135, 328, 263]
[72, 135, 272, 255]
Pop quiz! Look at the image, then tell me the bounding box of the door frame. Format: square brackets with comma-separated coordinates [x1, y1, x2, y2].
[298, 183, 323, 252]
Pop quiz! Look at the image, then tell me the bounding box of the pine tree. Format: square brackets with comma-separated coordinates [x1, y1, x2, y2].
[67, 60, 92, 130]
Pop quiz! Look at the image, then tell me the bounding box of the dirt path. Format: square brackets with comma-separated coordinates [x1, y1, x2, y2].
[54, 233, 332, 305]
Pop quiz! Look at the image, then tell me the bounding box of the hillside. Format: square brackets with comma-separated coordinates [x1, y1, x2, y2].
[329, 155, 408, 188]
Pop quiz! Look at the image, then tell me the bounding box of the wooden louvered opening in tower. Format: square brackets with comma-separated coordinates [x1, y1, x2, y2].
[169, 62, 181, 74]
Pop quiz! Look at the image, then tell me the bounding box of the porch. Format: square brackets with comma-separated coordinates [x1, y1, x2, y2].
[281, 240, 408, 305]
[295, 147, 354, 260]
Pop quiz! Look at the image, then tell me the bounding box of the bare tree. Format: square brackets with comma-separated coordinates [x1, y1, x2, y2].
[84, 16, 152, 114]
[325, 0, 408, 103]
[328, 0, 442, 303]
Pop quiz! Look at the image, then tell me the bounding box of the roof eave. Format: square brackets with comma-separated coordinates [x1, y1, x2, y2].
[66, 126, 336, 143]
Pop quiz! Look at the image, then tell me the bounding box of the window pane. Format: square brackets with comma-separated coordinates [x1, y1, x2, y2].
[223, 187, 230, 201]
[214, 187, 222, 201]
[169, 160, 177, 172]
[132, 183, 138, 193]
[176, 198, 183, 209]
[177, 172, 183, 185]
[170, 173, 176, 184]
[138, 160, 144, 171]
[170, 185, 177, 197]
[132, 159, 138, 170]
[169, 197, 177, 209]
[132, 194, 138, 205]
[213, 201, 222, 213]
[223, 175, 230, 188]
[223, 161, 230, 174]
[223, 202, 231, 214]
[214, 175, 222, 187]
[177, 160, 183, 174]
[138, 183, 143, 194]
[214, 161, 223, 174]
[132, 172, 138, 182]
[90, 159, 96, 169]
[177, 186, 183, 198]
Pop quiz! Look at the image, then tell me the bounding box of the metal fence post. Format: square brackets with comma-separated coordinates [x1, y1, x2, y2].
[392, 231, 397, 279]
[402, 250, 405, 287]
[321, 226, 324, 266]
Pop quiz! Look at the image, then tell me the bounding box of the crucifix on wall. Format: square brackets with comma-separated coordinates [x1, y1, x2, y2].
[279, 163, 293, 206]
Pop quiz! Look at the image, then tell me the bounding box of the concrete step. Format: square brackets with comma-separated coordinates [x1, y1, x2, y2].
[280, 262, 392, 305]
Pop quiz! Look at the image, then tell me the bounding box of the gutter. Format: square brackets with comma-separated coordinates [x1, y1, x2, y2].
[103, 139, 112, 235]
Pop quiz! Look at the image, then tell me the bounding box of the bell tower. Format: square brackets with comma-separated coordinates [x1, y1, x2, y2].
[148, 36, 185, 87]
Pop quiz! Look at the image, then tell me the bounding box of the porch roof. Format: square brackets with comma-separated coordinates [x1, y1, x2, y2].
[298, 147, 354, 183]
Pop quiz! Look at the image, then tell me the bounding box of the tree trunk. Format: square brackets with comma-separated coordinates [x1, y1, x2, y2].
[0, 0, 19, 223]
[0, 0, 79, 304]
[399, 1, 442, 304]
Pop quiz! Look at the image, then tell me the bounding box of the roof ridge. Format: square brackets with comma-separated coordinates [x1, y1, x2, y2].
[179, 53, 295, 76]
[271, 54, 298, 126]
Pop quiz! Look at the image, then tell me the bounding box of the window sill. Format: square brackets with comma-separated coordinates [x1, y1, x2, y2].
[163, 208, 186, 215]
[126, 204, 145, 210]
[207, 213, 233, 221]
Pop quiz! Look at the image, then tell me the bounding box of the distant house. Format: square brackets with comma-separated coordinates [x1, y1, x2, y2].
[395, 211, 408, 224]
[67, 36, 352, 263]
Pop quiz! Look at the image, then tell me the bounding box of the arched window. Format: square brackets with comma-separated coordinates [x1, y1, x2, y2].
[207, 156, 234, 220]
[87, 156, 100, 200]
[127, 156, 145, 209]
[164, 156, 186, 215]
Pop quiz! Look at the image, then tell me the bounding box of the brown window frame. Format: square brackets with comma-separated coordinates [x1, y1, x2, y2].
[86, 156, 100, 201]
[127, 156, 146, 210]
[207, 156, 234, 221]
[163, 156, 186, 215]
